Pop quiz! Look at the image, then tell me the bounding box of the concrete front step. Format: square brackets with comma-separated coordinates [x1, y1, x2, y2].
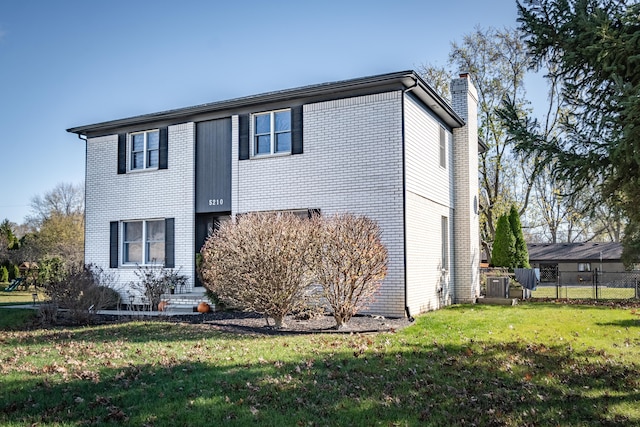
[159, 289, 213, 313]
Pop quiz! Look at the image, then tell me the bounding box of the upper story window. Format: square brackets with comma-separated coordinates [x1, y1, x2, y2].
[118, 128, 167, 175]
[131, 130, 159, 170]
[439, 126, 447, 168]
[253, 109, 291, 156]
[123, 219, 165, 264]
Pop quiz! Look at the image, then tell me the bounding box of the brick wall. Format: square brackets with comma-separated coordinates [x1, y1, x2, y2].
[231, 91, 406, 317]
[450, 75, 481, 303]
[84, 123, 196, 299]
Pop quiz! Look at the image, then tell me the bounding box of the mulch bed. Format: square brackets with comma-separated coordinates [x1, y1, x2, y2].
[166, 311, 414, 335]
[24, 305, 414, 334]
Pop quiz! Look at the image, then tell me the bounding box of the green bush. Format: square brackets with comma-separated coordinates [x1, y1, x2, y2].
[0, 266, 8, 283]
[11, 264, 19, 281]
[491, 214, 516, 268]
[509, 205, 530, 269]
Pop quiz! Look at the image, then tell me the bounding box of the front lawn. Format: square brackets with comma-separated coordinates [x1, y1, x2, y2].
[0, 289, 46, 306]
[1, 303, 638, 426]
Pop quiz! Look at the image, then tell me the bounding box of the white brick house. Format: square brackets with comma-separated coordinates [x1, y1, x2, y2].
[68, 71, 480, 317]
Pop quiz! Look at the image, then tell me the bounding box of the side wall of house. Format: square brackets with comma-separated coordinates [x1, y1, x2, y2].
[231, 91, 406, 317]
[404, 94, 454, 315]
[84, 123, 196, 298]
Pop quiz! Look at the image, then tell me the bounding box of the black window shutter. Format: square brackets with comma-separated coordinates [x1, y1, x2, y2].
[292, 105, 303, 155]
[239, 114, 250, 160]
[164, 218, 175, 268]
[117, 134, 127, 174]
[109, 221, 119, 268]
[308, 208, 321, 219]
[159, 127, 169, 169]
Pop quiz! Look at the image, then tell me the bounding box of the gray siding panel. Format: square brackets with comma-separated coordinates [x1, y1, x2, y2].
[196, 118, 232, 213]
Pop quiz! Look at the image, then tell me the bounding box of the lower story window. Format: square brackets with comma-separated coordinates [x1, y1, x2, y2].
[578, 262, 591, 272]
[123, 219, 165, 264]
[441, 216, 449, 270]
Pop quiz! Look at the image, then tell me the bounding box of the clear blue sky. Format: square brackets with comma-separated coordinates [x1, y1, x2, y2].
[0, 0, 521, 224]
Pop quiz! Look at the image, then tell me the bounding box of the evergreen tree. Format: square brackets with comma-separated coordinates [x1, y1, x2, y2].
[0, 219, 18, 249]
[491, 214, 516, 269]
[509, 205, 531, 268]
[502, 0, 640, 260]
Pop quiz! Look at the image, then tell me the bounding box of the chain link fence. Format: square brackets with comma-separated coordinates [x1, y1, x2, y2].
[532, 270, 640, 300]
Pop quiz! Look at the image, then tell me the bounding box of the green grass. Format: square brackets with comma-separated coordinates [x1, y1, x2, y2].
[1, 303, 639, 426]
[532, 285, 637, 299]
[0, 290, 47, 306]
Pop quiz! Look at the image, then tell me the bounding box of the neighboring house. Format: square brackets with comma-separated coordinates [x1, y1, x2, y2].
[528, 242, 625, 284]
[67, 70, 481, 318]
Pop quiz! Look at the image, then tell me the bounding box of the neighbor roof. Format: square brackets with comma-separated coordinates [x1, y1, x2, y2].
[67, 70, 465, 137]
[527, 242, 622, 262]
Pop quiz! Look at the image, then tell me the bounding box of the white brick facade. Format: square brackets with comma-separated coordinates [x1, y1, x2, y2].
[232, 92, 406, 317]
[84, 123, 196, 299]
[451, 75, 481, 303]
[74, 71, 479, 318]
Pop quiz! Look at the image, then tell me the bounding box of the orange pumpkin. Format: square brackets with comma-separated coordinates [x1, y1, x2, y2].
[158, 301, 169, 312]
[197, 302, 210, 313]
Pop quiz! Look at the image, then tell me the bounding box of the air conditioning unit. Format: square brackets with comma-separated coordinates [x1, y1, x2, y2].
[486, 277, 510, 298]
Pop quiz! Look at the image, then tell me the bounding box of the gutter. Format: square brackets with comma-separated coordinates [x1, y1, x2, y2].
[402, 78, 418, 320]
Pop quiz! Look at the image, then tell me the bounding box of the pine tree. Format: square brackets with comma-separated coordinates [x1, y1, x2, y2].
[491, 214, 516, 269]
[504, 0, 640, 261]
[509, 205, 531, 268]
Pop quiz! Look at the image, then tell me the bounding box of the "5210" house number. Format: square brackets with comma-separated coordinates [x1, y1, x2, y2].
[208, 199, 224, 206]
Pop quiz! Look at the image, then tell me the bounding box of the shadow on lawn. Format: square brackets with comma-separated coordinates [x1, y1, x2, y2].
[597, 318, 640, 328]
[1, 338, 637, 426]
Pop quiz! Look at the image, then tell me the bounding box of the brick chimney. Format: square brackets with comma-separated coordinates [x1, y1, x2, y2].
[450, 73, 480, 303]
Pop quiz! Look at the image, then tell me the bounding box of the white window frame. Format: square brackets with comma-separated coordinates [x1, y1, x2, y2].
[441, 216, 449, 271]
[578, 262, 591, 272]
[251, 109, 291, 157]
[129, 129, 160, 171]
[439, 126, 447, 169]
[122, 219, 165, 265]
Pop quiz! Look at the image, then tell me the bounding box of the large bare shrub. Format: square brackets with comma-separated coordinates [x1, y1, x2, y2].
[199, 212, 315, 327]
[42, 263, 121, 324]
[310, 214, 388, 328]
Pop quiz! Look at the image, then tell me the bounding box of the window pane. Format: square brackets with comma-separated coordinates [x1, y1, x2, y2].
[132, 153, 144, 169]
[275, 111, 291, 132]
[132, 134, 144, 152]
[146, 220, 165, 241]
[125, 242, 142, 263]
[255, 114, 270, 134]
[147, 131, 159, 150]
[124, 222, 142, 241]
[147, 149, 159, 167]
[256, 135, 271, 154]
[275, 132, 291, 153]
[146, 242, 164, 263]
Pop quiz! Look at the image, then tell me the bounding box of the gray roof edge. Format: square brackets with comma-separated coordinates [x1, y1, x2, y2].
[527, 242, 623, 261]
[67, 70, 464, 135]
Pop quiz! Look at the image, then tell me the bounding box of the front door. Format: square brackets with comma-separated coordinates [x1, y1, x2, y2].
[195, 214, 230, 287]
